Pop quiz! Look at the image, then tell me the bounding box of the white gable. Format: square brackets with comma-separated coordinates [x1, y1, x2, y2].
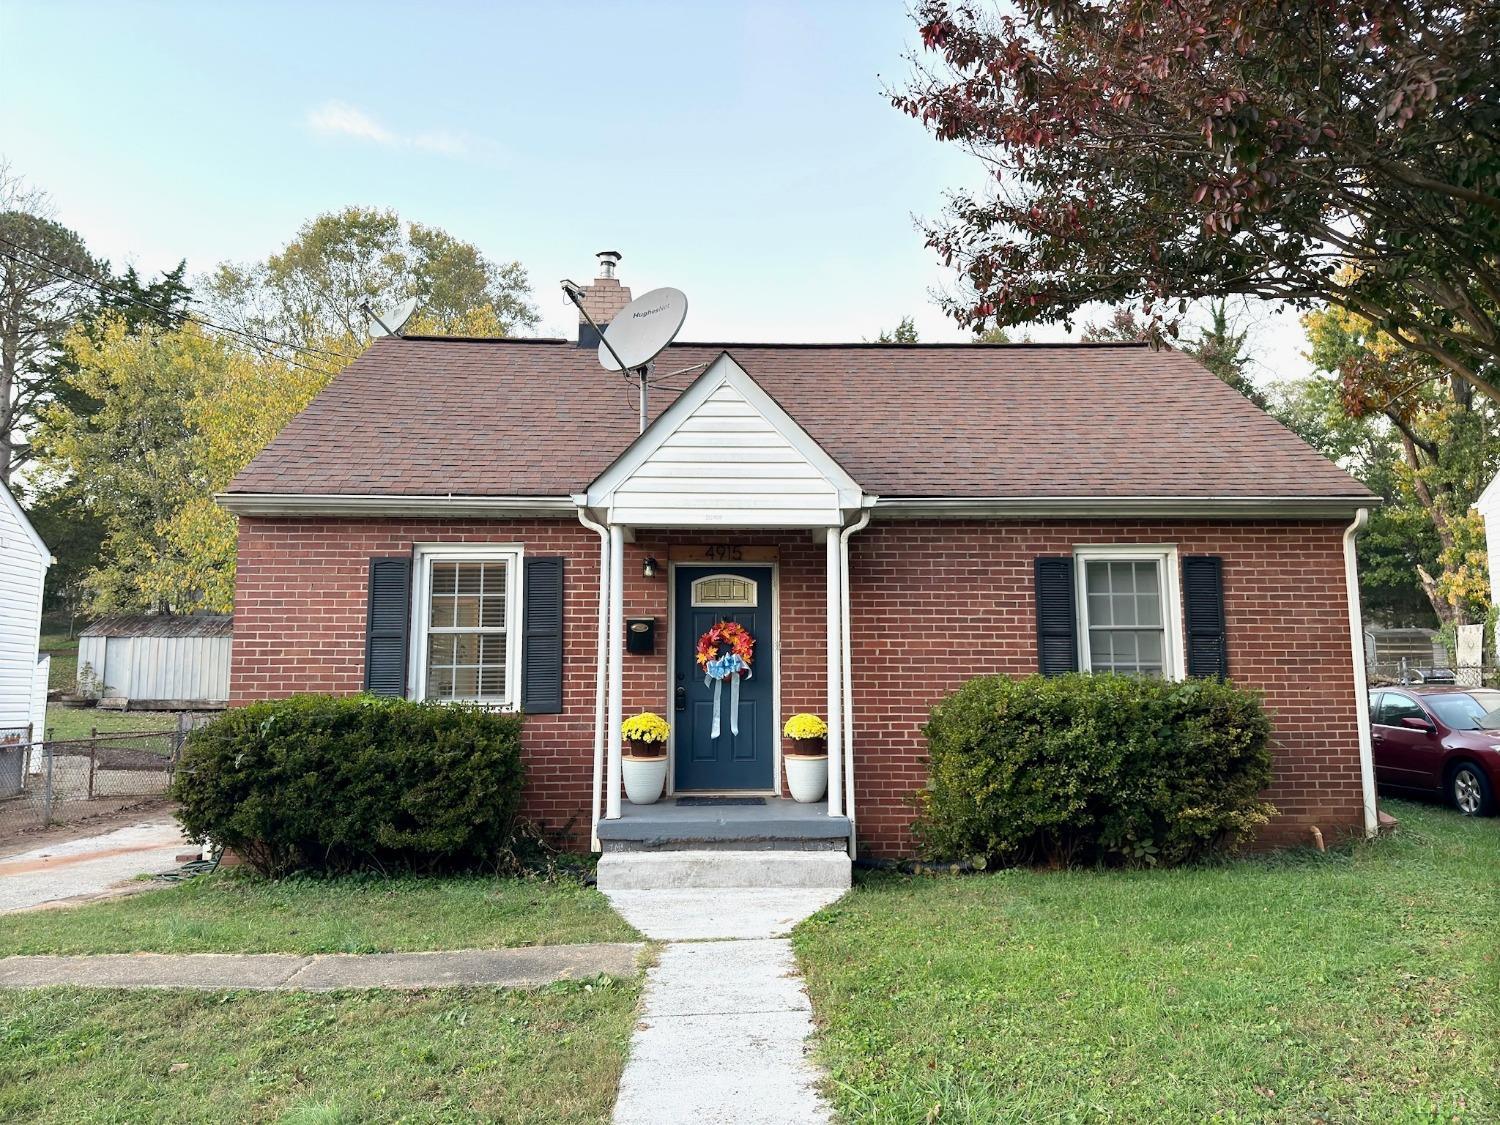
[587, 353, 863, 527]
[0, 483, 47, 564]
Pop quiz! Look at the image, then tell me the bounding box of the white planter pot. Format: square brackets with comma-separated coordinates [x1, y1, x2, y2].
[784, 753, 829, 803]
[622, 755, 668, 805]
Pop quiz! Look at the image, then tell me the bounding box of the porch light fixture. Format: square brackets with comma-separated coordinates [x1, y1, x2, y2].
[642, 556, 661, 579]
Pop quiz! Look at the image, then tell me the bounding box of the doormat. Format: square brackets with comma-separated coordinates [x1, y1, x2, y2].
[675, 797, 767, 806]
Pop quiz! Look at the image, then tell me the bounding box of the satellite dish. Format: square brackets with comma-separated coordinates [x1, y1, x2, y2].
[368, 296, 418, 338]
[598, 287, 687, 371]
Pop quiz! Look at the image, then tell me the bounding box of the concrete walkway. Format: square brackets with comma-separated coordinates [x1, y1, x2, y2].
[0, 817, 186, 913]
[607, 887, 846, 1125]
[0, 943, 644, 992]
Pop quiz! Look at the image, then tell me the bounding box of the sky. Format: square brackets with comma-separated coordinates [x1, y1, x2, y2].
[1, 0, 1309, 378]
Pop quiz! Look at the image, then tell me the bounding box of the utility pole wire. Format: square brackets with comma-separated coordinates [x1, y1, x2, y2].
[0, 235, 356, 366]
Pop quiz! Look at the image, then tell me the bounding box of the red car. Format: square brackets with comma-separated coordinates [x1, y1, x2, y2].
[1368, 686, 1500, 816]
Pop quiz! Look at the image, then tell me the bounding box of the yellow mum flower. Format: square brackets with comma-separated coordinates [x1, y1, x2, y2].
[622, 712, 671, 743]
[783, 713, 828, 740]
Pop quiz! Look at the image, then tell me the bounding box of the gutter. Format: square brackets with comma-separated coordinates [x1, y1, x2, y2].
[576, 503, 611, 851]
[218, 491, 1376, 522]
[873, 496, 1376, 520]
[216, 493, 576, 518]
[1343, 507, 1379, 838]
[838, 502, 874, 856]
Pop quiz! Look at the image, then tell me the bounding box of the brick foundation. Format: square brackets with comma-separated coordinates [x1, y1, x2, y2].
[231, 517, 1365, 856]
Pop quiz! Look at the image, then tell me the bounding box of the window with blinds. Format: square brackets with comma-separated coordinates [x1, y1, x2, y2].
[414, 551, 521, 704]
[1072, 547, 1183, 680]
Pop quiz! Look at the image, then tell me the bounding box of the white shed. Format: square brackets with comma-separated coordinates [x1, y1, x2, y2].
[0, 483, 50, 743]
[77, 614, 232, 709]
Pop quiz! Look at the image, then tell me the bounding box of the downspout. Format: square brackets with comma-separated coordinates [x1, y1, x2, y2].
[839, 504, 872, 856]
[577, 505, 610, 851]
[1343, 507, 1378, 838]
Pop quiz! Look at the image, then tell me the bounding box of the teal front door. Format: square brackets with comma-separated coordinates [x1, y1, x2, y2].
[673, 566, 774, 791]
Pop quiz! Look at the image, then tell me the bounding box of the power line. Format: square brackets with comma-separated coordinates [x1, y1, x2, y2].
[0, 236, 354, 367]
[0, 235, 356, 367]
[0, 234, 355, 362]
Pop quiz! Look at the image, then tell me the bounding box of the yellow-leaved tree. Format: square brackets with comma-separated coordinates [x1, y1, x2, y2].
[1300, 298, 1496, 628]
[34, 317, 332, 613]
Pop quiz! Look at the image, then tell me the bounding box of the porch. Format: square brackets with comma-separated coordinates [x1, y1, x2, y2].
[580, 353, 873, 886]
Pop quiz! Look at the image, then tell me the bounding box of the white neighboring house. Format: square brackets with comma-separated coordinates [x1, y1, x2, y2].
[1478, 470, 1500, 658]
[0, 482, 50, 744]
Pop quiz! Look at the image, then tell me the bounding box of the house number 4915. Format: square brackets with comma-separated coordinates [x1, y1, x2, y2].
[703, 545, 743, 561]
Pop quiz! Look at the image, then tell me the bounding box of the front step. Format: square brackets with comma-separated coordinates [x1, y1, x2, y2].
[596, 798, 851, 853]
[596, 849, 852, 891]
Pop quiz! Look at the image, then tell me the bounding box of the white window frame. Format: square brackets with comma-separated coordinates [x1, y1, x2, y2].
[1073, 544, 1186, 681]
[409, 543, 524, 708]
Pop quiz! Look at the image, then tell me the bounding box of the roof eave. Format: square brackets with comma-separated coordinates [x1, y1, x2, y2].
[873, 496, 1378, 520]
[217, 493, 577, 518]
[220, 491, 1375, 522]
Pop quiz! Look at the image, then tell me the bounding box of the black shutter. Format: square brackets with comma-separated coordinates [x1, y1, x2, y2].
[1034, 557, 1078, 676]
[364, 556, 412, 697]
[1182, 555, 1228, 678]
[521, 556, 565, 714]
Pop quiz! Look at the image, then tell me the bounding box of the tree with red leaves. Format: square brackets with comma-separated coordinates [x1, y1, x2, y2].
[896, 1, 1500, 405]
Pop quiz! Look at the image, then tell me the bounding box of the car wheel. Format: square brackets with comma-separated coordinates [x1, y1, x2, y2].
[1448, 762, 1494, 817]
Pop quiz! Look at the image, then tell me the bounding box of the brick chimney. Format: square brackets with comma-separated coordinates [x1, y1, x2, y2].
[576, 250, 632, 347]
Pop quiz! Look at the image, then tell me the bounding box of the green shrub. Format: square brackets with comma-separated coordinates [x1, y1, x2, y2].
[173, 695, 525, 877]
[916, 674, 1275, 867]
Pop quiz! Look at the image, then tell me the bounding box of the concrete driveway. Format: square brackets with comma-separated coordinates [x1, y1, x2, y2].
[0, 817, 186, 913]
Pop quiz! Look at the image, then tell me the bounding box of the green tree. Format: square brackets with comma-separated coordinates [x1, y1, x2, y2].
[1301, 302, 1494, 627]
[1185, 301, 1268, 409]
[205, 206, 538, 355]
[1269, 373, 1439, 625]
[0, 166, 99, 485]
[25, 259, 193, 609]
[35, 319, 328, 614]
[871, 316, 920, 343]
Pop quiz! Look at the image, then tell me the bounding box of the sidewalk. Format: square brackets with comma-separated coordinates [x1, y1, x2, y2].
[0, 943, 644, 991]
[606, 888, 846, 1125]
[0, 817, 186, 913]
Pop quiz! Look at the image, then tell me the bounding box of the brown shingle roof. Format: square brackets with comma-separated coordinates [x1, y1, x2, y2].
[228, 337, 1372, 501]
[81, 613, 233, 639]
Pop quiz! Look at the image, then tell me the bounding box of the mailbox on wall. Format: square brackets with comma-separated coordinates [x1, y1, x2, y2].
[625, 617, 656, 655]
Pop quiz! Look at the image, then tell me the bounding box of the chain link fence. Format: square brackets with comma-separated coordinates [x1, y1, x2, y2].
[1367, 659, 1500, 689]
[0, 726, 189, 839]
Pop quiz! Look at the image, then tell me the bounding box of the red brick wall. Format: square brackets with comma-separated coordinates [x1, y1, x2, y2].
[232, 517, 1364, 855]
[847, 521, 1364, 854]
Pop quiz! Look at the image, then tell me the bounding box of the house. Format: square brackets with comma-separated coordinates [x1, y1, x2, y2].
[77, 613, 233, 710]
[1478, 470, 1500, 661]
[221, 254, 1380, 877]
[0, 482, 50, 758]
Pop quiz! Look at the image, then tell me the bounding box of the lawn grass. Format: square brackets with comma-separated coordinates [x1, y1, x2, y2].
[38, 620, 78, 694]
[0, 976, 638, 1124]
[42, 703, 178, 742]
[0, 870, 641, 955]
[795, 799, 1498, 1123]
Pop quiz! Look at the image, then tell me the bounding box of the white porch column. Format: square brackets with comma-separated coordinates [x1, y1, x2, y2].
[825, 528, 844, 817]
[606, 523, 626, 819]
